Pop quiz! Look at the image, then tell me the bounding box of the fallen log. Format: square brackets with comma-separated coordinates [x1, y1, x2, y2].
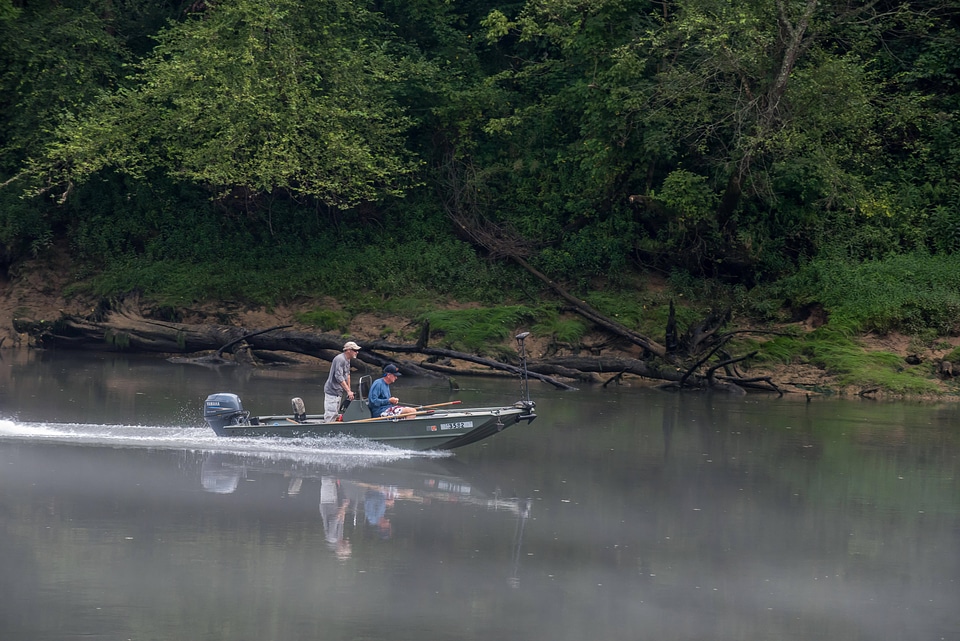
[509, 254, 669, 358]
[215, 325, 292, 357]
[602, 371, 627, 387]
[14, 299, 783, 394]
[417, 361, 585, 388]
[531, 355, 697, 385]
[16, 305, 577, 389]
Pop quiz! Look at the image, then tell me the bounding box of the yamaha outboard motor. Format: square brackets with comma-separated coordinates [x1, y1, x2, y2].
[204, 393, 249, 435]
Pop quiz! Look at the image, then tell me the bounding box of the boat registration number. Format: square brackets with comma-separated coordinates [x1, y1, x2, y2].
[440, 420, 474, 430]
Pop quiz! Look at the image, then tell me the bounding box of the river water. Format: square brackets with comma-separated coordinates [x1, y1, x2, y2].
[0, 350, 958, 641]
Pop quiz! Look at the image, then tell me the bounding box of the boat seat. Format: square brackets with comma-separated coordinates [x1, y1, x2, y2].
[358, 375, 374, 417]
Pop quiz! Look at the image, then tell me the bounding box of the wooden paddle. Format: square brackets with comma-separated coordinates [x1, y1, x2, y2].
[401, 400, 462, 410]
[345, 409, 437, 424]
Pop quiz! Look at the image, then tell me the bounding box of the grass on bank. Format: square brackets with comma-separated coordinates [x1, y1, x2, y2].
[747, 324, 944, 396]
[295, 305, 590, 359]
[60, 246, 960, 396]
[760, 253, 960, 335]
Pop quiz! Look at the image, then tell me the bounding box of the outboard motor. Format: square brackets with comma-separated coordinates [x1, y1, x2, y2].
[204, 393, 249, 435]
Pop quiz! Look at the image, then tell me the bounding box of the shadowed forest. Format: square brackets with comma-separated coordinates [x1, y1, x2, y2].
[1, 0, 959, 393]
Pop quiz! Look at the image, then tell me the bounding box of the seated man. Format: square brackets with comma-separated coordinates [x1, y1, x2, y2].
[367, 364, 418, 418]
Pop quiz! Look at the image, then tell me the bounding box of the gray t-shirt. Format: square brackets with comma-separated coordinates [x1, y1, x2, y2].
[323, 352, 351, 397]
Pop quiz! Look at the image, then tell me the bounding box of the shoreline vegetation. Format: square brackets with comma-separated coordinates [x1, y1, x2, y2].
[4, 246, 960, 401]
[1, 3, 958, 401]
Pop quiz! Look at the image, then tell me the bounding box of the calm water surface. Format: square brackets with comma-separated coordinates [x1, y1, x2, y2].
[1, 350, 958, 641]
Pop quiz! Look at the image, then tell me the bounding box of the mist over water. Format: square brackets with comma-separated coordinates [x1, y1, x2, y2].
[1, 351, 959, 641]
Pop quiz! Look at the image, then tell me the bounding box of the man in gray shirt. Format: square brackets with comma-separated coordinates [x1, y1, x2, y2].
[323, 341, 360, 421]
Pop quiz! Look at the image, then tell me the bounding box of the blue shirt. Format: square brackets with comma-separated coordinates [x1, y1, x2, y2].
[367, 377, 393, 417]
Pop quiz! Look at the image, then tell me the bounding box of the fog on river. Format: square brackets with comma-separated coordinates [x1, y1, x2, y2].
[0, 350, 958, 641]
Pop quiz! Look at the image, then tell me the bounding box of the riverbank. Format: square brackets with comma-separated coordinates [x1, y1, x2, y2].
[3, 247, 959, 400]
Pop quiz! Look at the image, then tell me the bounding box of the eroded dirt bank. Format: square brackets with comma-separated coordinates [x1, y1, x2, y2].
[3, 249, 959, 399]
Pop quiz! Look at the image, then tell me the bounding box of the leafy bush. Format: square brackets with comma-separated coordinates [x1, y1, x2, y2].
[0, 189, 55, 262]
[419, 306, 540, 355]
[532, 310, 587, 344]
[296, 309, 351, 333]
[774, 252, 960, 334]
[753, 323, 941, 395]
[533, 210, 637, 287]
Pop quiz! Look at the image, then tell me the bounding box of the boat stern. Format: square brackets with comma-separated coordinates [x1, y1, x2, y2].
[204, 393, 249, 435]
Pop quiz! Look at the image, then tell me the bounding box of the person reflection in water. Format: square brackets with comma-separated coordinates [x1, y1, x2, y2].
[319, 476, 352, 559]
[364, 488, 393, 539]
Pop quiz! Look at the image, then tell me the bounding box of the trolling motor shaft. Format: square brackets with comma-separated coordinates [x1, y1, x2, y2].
[515, 331, 535, 409]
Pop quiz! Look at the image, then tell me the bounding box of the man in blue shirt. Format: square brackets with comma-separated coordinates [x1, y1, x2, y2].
[367, 364, 417, 418]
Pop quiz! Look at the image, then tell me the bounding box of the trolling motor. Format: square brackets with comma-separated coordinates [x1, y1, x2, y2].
[291, 397, 307, 423]
[515, 331, 535, 411]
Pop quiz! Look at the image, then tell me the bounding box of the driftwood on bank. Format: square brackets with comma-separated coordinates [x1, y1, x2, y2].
[17, 300, 785, 393]
[15, 302, 578, 390]
[16, 281, 786, 394]
[17, 304, 748, 392]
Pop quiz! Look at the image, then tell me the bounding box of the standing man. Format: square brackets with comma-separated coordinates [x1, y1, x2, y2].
[324, 341, 360, 422]
[367, 364, 417, 419]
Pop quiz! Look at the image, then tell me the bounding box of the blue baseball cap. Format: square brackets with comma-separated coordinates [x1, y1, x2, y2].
[383, 364, 402, 376]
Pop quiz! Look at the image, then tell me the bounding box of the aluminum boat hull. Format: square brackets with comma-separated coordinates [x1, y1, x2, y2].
[204, 393, 536, 451]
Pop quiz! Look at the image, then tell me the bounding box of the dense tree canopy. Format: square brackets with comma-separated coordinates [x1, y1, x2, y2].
[475, 0, 960, 280]
[21, 0, 419, 206]
[0, 0, 958, 325]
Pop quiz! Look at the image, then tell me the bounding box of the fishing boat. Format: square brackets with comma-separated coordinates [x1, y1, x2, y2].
[202, 332, 537, 451]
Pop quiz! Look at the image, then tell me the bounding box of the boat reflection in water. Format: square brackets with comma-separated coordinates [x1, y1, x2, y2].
[199, 452, 531, 573]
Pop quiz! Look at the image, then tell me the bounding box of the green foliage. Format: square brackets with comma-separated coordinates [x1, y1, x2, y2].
[419, 306, 539, 354]
[343, 293, 439, 319]
[655, 169, 719, 229]
[0, 189, 56, 262]
[295, 309, 351, 334]
[754, 324, 941, 395]
[28, 0, 419, 207]
[776, 253, 960, 334]
[943, 346, 960, 365]
[582, 287, 707, 341]
[63, 173, 237, 262]
[344, 236, 520, 303]
[531, 310, 587, 344]
[580, 291, 645, 332]
[533, 208, 638, 286]
[66, 216, 521, 311]
[0, 2, 130, 172]
[0, 2, 18, 22]
[1, 0, 959, 352]
[927, 201, 960, 254]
